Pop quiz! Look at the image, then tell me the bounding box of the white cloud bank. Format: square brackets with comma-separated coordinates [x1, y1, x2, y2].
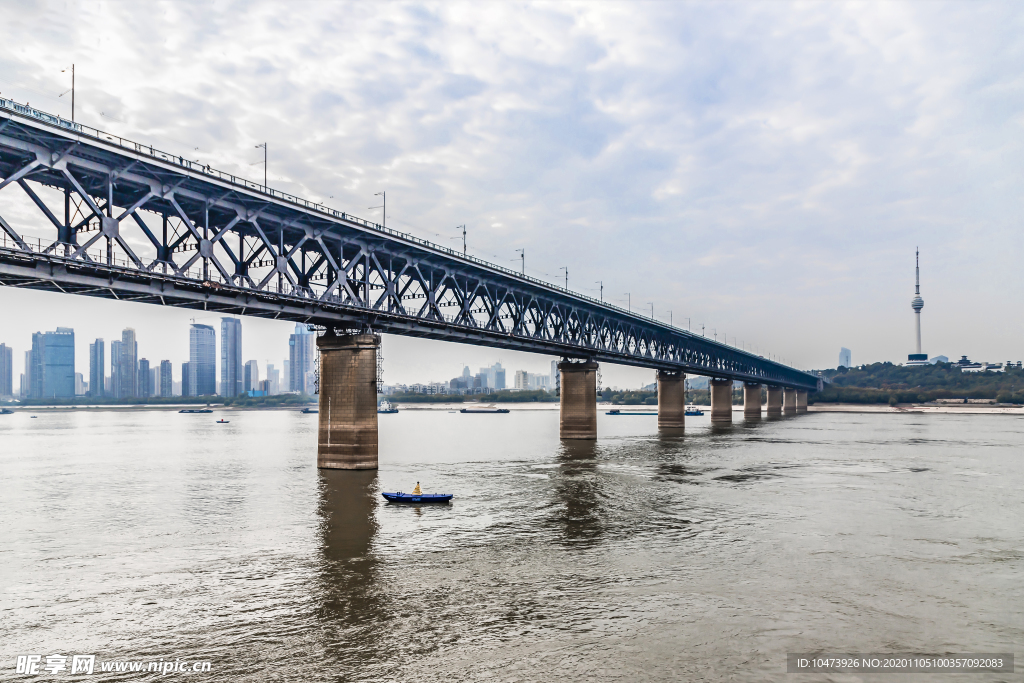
[0, 0, 1021, 384]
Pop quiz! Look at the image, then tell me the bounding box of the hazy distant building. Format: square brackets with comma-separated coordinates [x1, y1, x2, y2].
[181, 362, 191, 397]
[288, 324, 315, 393]
[88, 339, 104, 398]
[22, 350, 33, 398]
[29, 327, 76, 399]
[189, 324, 217, 396]
[0, 343, 12, 397]
[75, 372, 85, 396]
[550, 360, 559, 391]
[119, 328, 138, 399]
[266, 363, 280, 396]
[514, 370, 528, 390]
[220, 317, 243, 397]
[29, 332, 44, 398]
[110, 339, 123, 398]
[138, 359, 151, 398]
[839, 348, 852, 369]
[244, 360, 259, 393]
[160, 360, 172, 397]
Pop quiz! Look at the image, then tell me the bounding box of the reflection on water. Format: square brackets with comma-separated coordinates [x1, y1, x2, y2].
[317, 469, 384, 671]
[551, 440, 602, 545]
[1, 409, 1022, 681]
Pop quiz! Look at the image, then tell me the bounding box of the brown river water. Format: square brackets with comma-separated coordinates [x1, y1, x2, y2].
[1, 408, 1021, 681]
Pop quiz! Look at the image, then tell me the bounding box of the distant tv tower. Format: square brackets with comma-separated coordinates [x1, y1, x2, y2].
[909, 248, 926, 363]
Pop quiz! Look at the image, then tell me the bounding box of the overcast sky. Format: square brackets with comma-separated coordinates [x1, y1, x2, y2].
[1, 0, 1022, 388]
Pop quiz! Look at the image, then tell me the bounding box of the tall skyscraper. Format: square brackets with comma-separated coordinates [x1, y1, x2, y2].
[514, 370, 528, 390]
[89, 339, 104, 398]
[0, 343, 12, 397]
[36, 328, 75, 399]
[119, 328, 138, 399]
[189, 323, 217, 396]
[74, 373, 85, 396]
[220, 317, 243, 397]
[244, 360, 259, 393]
[29, 332, 44, 398]
[266, 363, 280, 395]
[23, 350, 33, 398]
[908, 248, 927, 365]
[550, 360, 559, 390]
[181, 362, 191, 397]
[138, 359, 151, 398]
[288, 324, 315, 393]
[160, 361, 172, 398]
[149, 367, 158, 398]
[839, 348, 852, 369]
[110, 340, 123, 399]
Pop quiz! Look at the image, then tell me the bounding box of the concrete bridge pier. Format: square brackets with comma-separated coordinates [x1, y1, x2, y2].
[743, 383, 762, 420]
[783, 387, 798, 415]
[316, 333, 380, 470]
[559, 360, 599, 439]
[657, 370, 686, 430]
[710, 379, 733, 423]
[796, 390, 808, 413]
[766, 386, 783, 416]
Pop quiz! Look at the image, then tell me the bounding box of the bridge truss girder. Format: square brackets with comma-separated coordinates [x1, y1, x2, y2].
[0, 108, 819, 390]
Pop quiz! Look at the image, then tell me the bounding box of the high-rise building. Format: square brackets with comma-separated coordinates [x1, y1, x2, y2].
[23, 350, 33, 398]
[119, 328, 137, 399]
[244, 360, 259, 393]
[88, 339, 104, 398]
[550, 360, 559, 390]
[266, 363, 280, 395]
[514, 370, 528, 390]
[189, 323, 217, 396]
[181, 362, 191, 397]
[839, 348, 852, 369]
[0, 343, 12, 397]
[908, 249, 927, 365]
[149, 367, 158, 398]
[138, 359, 151, 398]
[220, 317, 243, 396]
[29, 332, 44, 398]
[110, 340, 123, 398]
[30, 327, 76, 399]
[160, 360, 172, 398]
[75, 372, 85, 396]
[288, 324, 315, 393]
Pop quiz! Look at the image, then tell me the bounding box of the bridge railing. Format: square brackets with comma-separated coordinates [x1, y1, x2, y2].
[1, 98, 801, 370]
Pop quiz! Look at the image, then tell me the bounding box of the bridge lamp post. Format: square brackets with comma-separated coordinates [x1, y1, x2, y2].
[515, 249, 525, 275]
[60, 64, 74, 121]
[254, 143, 267, 188]
[370, 191, 386, 229]
[624, 293, 630, 312]
[646, 302, 654, 320]
[451, 225, 466, 255]
[559, 266, 568, 290]
[596, 281, 603, 302]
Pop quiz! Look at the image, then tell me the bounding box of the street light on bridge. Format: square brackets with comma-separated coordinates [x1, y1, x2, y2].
[559, 266, 568, 289]
[254, 143, 267, 189]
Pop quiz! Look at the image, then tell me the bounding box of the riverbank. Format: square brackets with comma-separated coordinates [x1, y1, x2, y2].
[809, 403, 1024, 415]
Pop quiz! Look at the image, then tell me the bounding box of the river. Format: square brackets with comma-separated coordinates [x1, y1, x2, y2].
[1, 408, 1021, 681]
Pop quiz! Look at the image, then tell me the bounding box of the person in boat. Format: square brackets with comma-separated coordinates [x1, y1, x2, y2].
[412, 482, 421, 495]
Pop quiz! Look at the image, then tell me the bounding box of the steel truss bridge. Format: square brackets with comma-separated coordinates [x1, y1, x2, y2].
[0, 100, 818, 391]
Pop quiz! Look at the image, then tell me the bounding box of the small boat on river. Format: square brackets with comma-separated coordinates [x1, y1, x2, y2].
[180, 408, 213, 414]
[684, 405, 705, 416]
[216, 419, 229, 424]
[300, 407, 318, 414]
[606, 408, 657, 415]
[377, 400, 398, 414]
[382, 482, 452, 504]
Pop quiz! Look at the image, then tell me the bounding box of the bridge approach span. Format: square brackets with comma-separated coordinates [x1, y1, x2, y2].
[0, 100, 818, 391]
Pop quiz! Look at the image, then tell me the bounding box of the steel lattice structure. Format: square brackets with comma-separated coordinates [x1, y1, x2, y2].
[0, 100, 819, 390]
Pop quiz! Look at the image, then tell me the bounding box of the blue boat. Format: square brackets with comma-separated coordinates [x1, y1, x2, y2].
[382, 492, 453, 503]
[684, 404, 705, 416]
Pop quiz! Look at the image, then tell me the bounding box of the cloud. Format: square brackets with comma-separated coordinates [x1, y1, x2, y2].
[0, 0, 1021, 383]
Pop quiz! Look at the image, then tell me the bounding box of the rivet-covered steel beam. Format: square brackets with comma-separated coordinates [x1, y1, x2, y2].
[0, 100, 820, 390]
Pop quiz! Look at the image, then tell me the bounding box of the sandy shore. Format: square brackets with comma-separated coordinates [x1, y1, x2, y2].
[809, 403, 1024, 415]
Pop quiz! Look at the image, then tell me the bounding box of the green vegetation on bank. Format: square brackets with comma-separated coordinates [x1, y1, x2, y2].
[813, 362, 1024, 404]
[222, 394, 315, 408]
